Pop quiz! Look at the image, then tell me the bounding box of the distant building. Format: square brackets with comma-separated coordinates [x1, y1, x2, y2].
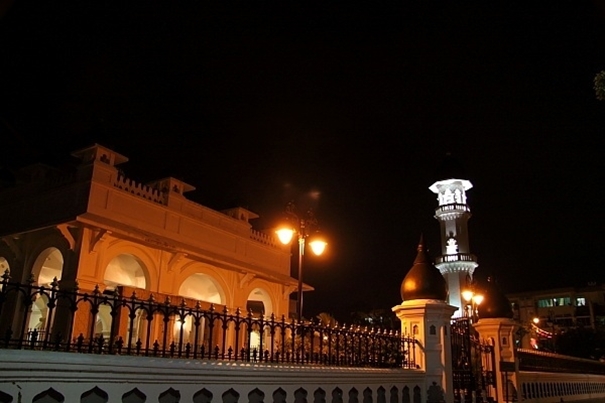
[0, 144, 298, 348]
[508, 284, 605, 345]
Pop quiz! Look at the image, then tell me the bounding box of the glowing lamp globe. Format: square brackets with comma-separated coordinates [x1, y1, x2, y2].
[276, 228, 295, 245]
[462, 290, 473, 302]
[309, 239, 327, 256]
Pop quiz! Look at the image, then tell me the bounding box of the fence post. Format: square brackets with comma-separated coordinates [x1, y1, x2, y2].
[473, 318, 519, 403]
[394, 300, 456, 402]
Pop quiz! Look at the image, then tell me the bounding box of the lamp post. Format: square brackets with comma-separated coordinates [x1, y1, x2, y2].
[461, 287, 484, 322]
[276, 202, 327, 322]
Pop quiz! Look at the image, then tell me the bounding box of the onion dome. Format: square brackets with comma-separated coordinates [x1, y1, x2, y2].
[477, 277, 514, 319]
[400, 236, 448, 301]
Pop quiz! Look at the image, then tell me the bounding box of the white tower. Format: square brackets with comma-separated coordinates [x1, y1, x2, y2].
[429, 156, 478, 317]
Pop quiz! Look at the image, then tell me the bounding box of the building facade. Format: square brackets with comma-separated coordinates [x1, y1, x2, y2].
[508, 284, 605, 349]
[0, 144, 298, 349]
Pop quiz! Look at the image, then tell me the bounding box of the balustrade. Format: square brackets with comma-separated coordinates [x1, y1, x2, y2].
[435, 253, 476, 264]
[113, 173, 167, 204]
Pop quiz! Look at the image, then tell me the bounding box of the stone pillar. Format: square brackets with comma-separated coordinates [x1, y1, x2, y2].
[393, 299, 457, 403]
[473, 318, 519, 403]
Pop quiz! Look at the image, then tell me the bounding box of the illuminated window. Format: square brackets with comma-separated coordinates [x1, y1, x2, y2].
[576, 297, 586, 306]
[454, 189, 462, 203]
[538, 297, 571, 308]
[443, 189, 454, 204]
[553, 297, 571, 306]
[446, 238, 458, 255]
[538, 299, 553, 308]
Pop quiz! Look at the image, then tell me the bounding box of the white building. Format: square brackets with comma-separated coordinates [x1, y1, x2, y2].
[428, 155, 478, 317]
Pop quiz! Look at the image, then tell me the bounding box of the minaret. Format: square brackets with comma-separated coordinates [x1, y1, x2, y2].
[429, 154, 478, 317]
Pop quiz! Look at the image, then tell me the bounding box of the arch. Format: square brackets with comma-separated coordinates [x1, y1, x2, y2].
[245, 286, 275, 352]
[179, 273, 226, 305]
[0, 238, 17, 276]
[272, 388, 286, 403]
[159, 388, 181, 403]
[177, 262, 232, 306]
[23, 228, 72, 284]
[247, 287, 274, 317]
[248, 388, 264, 403]
[313, 389, 326, 403]
[104, 253, 148, 290]
[331, 388, 343, 403]
[176, 272, 228, 347]
[193, 388, 213, 403]
[222, 388, 240, 403]
[412, 386, 421, 403]
[0, 390, 12, 403]
[294, 388, 307, 403]
[122, 388, 146, 403]
[81, 386, 109, 403]
[362, 388, 372, 403]
[32, 247, 64, 286]
[102, 253, 150, 343]
[348, 388, 359, 403]
[102, 241, 158, 290]
[402, 386, 410, 403]
[33, 388, 64, 403]
[26, 247, 65, 334]
[0, 256, 9, 274]
[388, 387, 398, 403]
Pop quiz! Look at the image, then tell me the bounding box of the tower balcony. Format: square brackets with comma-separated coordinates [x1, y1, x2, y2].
[435, 253, 477, 265]
[434, 203, 470, 220]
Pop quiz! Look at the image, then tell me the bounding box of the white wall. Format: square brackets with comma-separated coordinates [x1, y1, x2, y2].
[0, 350, 427, 403]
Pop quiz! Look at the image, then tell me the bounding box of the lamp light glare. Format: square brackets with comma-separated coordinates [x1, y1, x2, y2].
[276, 228, 295, 245]
[472, 294, 484, 305]
[462, 290, 473, 302]
[309, 239, 327, 256]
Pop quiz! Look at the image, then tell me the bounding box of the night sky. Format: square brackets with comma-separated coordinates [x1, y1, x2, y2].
[1, 2, 605, 322]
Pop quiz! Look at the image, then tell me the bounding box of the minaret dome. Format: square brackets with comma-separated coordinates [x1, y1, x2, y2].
[401, 236, 448, 302]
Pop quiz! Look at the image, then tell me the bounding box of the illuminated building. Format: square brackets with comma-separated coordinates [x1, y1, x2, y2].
[507, 284, 605, 348]
[429, 155, 478, 317]
[0, 144, 297, 347]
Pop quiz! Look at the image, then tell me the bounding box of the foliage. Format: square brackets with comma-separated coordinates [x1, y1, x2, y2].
[350, 309, 398, 330]
[595, 70, 605, 101]
[316, 312, 338, 327]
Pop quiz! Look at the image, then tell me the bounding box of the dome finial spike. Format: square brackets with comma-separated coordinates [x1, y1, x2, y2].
[417, 233, 424, 251]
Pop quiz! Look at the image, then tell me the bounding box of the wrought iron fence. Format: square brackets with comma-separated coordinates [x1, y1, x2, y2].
[0, 272, 416, 369]
[451, 317, 496, 403]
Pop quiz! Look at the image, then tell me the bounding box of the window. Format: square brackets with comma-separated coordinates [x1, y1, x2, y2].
[538, 297, 571, 308]
[576, 297, 586, 306]
[538, 299, 553, 308]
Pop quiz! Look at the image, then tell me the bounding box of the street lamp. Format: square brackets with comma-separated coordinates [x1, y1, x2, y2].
[462, 287, 483, 322]
[276, 201, 327, 322]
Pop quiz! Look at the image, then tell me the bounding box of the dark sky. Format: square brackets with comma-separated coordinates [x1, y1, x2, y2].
[1, 2, 605, 322]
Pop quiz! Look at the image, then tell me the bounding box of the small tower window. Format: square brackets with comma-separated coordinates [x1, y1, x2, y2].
[429, 325, 436, 335]
[454, 188, 462, 203]
[446, 238, 458, 255]
[443, 189, 454, 204]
